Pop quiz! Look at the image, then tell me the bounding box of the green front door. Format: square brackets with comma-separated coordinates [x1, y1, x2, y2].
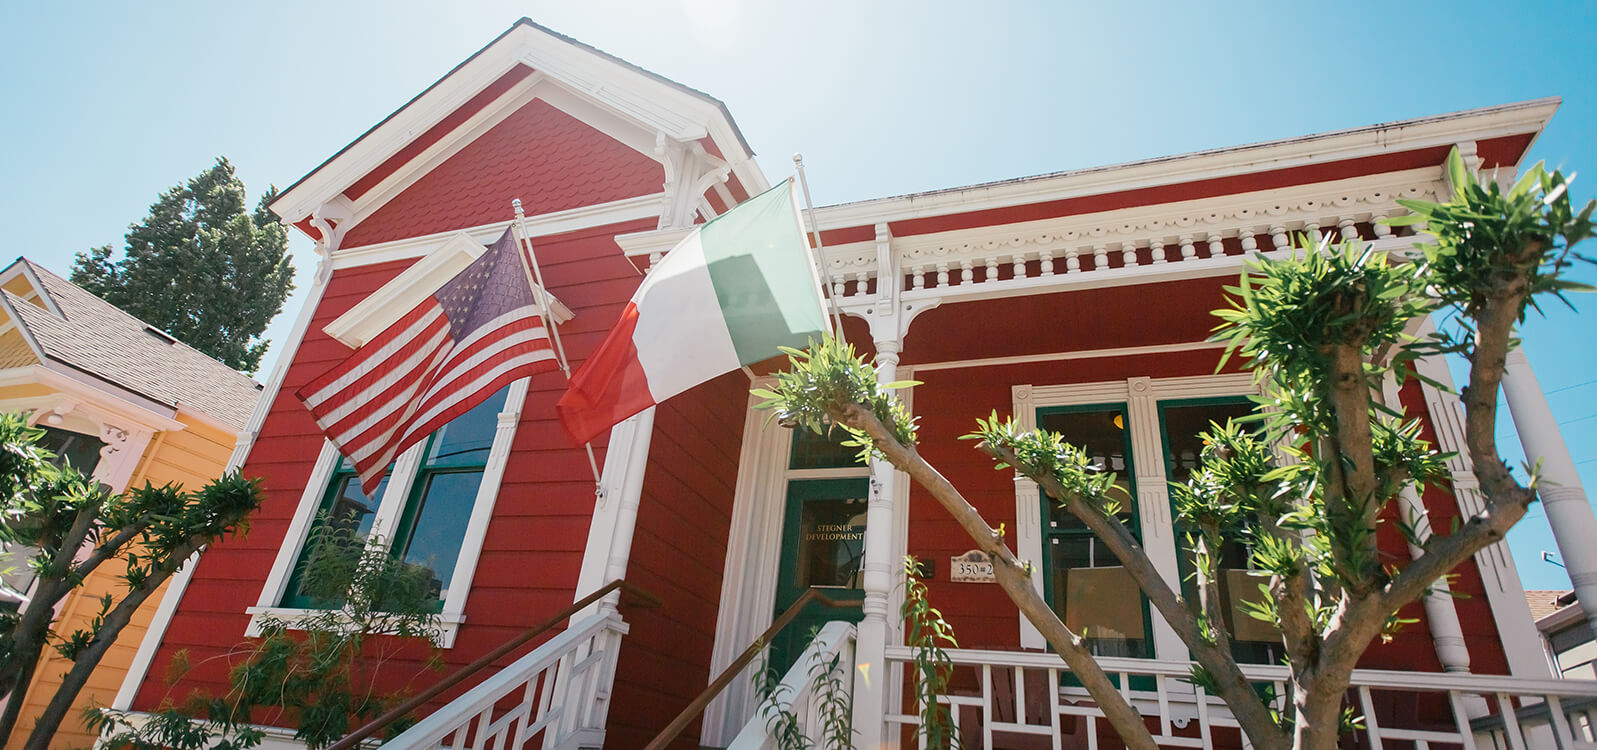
[770, 477, 867, 674]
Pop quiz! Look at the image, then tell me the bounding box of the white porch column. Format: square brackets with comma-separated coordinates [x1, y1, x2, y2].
[1398, 486, 1474, 671]
[1502, 347, 1597, 632]
[1381, 376, 1473, 674]
[851, 337, 900, 750]
[573, 407, 657, 619]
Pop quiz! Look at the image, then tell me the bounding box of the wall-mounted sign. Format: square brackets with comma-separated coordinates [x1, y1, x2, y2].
[950, 550, 995, 583]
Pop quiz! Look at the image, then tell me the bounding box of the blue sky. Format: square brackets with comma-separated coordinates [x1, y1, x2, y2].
[1, 1, 1593, 590]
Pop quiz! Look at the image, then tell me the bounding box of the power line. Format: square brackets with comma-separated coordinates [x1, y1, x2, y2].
[1548, 377, 1597, 396]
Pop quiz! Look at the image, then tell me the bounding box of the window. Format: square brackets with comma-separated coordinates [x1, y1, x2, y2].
[1036, 403, 1152, 659]
[36, 426, 104, 476]
[278, 386, 510, 612]
[1161, 398, 1282, 664]
[1012, 373, 1261, 658]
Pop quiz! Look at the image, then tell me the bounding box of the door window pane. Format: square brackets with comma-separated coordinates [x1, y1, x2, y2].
[792, 497, 867, 590]
[788, 427, 859, 470]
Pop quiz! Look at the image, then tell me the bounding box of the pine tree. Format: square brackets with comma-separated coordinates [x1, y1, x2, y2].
[72, 158, 294, 374]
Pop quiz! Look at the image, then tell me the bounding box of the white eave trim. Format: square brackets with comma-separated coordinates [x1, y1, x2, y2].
[810, 98, 1559, 232]
[174, 402, 249, 437]
[0, 364, 185, 434]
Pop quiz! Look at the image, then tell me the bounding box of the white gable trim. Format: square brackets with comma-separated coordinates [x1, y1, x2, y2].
[272, 22, 762, 228]
[322, 231, 574, 350]
[0, 261, 64, 319]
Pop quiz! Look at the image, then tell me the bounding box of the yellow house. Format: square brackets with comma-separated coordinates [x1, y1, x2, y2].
[0, 258, 261, 749]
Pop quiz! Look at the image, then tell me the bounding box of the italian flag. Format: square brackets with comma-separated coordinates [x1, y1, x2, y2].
[557, 179, 829, 444]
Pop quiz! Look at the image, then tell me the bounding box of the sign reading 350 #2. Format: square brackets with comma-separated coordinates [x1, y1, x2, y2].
[951, 550, 995, 583]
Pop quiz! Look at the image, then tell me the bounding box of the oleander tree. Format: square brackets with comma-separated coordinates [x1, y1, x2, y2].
[756, 149, 1594, 750]
[0, 413, 263, 750]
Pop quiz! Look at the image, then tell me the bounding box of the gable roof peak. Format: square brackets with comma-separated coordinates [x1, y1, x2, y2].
[270, 18, 759, 236]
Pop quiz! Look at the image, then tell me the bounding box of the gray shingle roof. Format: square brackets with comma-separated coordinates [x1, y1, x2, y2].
[2, 259, 262, 429]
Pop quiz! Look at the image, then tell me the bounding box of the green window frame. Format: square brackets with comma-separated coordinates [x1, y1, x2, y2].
[279, 387, 509, 611]
[1159, 396, 1283, 664]
[1035, 402, 1154, 660]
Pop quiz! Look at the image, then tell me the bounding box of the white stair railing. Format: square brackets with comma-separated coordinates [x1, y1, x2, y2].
[383, 612, 628, 750]
[727, 621, 858, 750]
[883, 645, 1597, 750]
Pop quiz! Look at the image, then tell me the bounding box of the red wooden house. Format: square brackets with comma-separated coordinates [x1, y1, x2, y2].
[115, 19, 1597, 750]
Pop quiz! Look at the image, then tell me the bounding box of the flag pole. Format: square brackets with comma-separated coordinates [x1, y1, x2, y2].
[511, 199, 603, 491]
[792, 154, 846, 340]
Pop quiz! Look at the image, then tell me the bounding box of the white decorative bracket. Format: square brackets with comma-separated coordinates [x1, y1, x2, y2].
[92, 421, 152, 493]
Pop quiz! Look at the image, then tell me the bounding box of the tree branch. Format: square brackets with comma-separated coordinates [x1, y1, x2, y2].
[980, 436, 1288, 749]
[830, 403, 1164, 750]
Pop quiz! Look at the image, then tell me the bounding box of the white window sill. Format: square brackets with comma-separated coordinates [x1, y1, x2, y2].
[245, 606, 465, 649]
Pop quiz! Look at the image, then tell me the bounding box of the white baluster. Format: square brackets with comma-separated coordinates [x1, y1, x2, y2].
[1150, 239, 1166, 264]
[936, 262, 949, 288]
[1371, 211, 1393, 239]
[1339, 217, 1359, 242]
[1207, 232, 1226, 258]
[911, 265, 925, 290]
[959, 258, 974, 286]
[831, 273, 844, 298]
[855, 271, 869, 296]
[1012, 254, 1026, 281]
[1179, 234, 1196, 261]
[1065, 247, 1081, 272]
[985, 256, 999, 284]
[1304, 221, 1321, 244]
[1121, 241, 1138, 267]
[1238, 229, 1258, 255]
[1093, 243, 1109, 270]
[1271, 225, 1290, 253]
[1039, 248, 1055, 276]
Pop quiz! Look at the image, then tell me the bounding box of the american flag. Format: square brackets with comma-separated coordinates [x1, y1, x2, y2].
[297, 228, 559, 491]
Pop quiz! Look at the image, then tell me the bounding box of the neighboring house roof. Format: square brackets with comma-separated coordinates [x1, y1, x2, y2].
[0, 258, 262, 429]
[1527, 589, 1578, 626]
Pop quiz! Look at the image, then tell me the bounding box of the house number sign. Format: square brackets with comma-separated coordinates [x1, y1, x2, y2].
[950, 550, 995, 583]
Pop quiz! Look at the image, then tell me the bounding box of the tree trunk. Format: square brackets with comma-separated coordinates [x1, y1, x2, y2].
[0, 575, 72, 745]
[21, 574, 161, 750]
[21, 532, 212, 750]
[1292, 673, 1355, 750]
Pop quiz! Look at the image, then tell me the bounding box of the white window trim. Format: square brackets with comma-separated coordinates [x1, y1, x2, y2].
[701, 380, 880, 746]
[247, 379, 528, 649]
[1011, 372, 1254, 657]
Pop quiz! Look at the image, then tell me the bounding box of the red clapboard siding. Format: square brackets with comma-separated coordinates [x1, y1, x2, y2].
[340, 98, 663, 249]
[132, 217, 662, 722]
[896, 281, 1512, 676]
[604, 369, 747, 750]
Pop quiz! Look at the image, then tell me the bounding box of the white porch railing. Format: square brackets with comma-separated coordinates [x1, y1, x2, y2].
[726, 621, 858, 750]
[383, 612, 628, 750]
[882, 646, 1597, 750]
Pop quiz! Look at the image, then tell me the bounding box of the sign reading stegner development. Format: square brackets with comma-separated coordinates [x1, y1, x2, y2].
[950, 550, 995, 583]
